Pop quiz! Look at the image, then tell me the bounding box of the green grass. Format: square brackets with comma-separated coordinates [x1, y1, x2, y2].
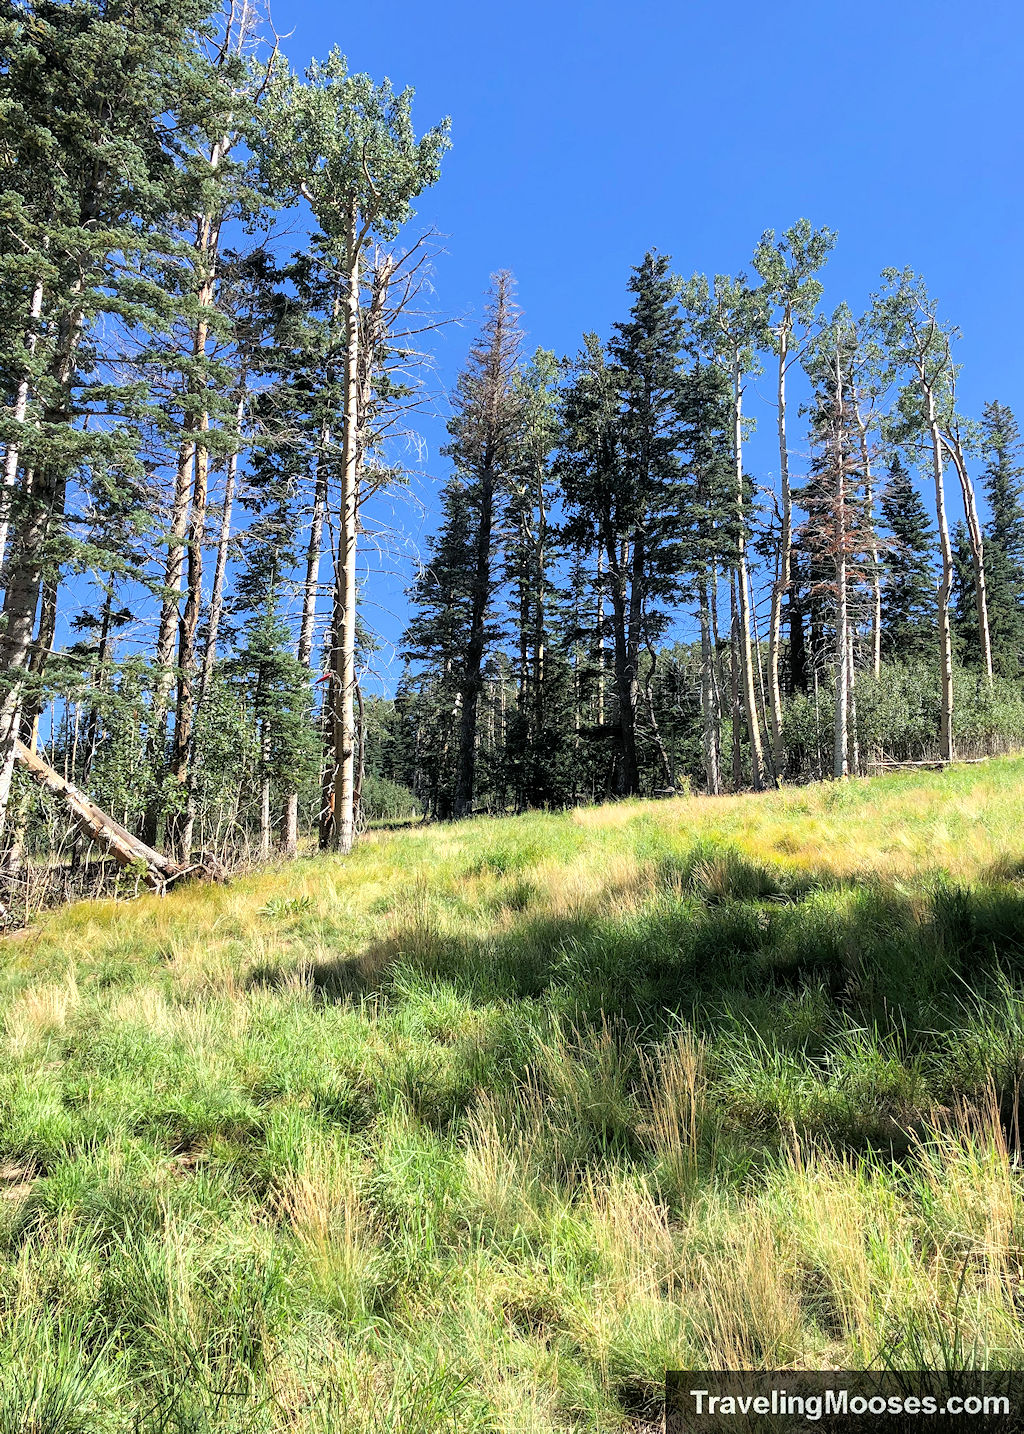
[3, 758, 1024, 1429]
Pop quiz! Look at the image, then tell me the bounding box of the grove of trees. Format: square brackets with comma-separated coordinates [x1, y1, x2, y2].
[2, 0, 1023, 908]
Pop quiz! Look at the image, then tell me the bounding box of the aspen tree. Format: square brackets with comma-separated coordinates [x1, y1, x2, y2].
[679, 272, 769, 789]
[752, 220, 835, 770]
[871, 271, 962, 762]
[271, 51, 448, 852]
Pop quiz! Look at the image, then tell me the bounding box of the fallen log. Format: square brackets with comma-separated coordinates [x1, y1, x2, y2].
[13, 739, 196, 890]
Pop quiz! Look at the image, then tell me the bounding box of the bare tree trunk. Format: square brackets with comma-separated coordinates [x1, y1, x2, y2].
[0, 267, 46, 575]
[83, 574, 117, 781]
[595, 547, 605, 729]
[855, 413, 882, 680]
[644, 646, 674, 790]
[943, 431, 993, 684]
[699, 584, 722, 795]
[833, 348, 850, 780]
[259, 721, 272, 861]
[606, 544, 640, 796]
[454, 450, 495, 817]
[732, 358, 765, 790]
[0, 301, 83, 837]
[729, 573, 743, 789]
[354, 681, 365, 831]
[330, 205, 361, 853]
[283, 432, 330, 858]
[924, 385, 955, 762]
[198, 389, 244, 709]
[12, 739, 187, 888]
[747, 567, 775, 782]
[767, 331, 790, 774]
[847, 625, 860, 776]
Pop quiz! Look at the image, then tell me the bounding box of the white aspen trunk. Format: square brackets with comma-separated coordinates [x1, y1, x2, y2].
[944, 433, 993, 684]
[924, 384, 955, 761]
[699, 584, 722, 795]
[596, 547, 605, 728]
[833, 348, 849, 780]
[767, 324, 790, 774]
[855, 410, 882, 680]
[0, 297, 84, 836]
[330, 204, 361, 855]
[12, 739, 187, 888]
[259, 722, 272, 861]
[732, 357, 766, 790]
[0, 268, 46, 576]
[283, 422, 331, 859]
[833, 557, 849, 778]
[747, 565, 773, 776]
[847, 625, 860, 776]
[729, 572, 743, 789]
[197, 390, 244, 709]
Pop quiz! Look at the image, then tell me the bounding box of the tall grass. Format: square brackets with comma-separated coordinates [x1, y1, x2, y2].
[1, 758, 1024, 1429]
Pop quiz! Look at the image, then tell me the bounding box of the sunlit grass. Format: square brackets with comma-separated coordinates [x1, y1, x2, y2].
[1, 756, 1024, 1428]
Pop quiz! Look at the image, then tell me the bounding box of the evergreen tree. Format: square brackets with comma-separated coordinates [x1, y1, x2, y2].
[443, 274, 524, 818]
[561, 252, 689, 796]
[879, 454, 935, 661]
[0, 0, 235, 835]
[402, 478, 476, 817]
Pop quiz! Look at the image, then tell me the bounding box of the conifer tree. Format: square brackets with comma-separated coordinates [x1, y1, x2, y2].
[502, 349, 562, 809]
[444, 274, 524, 818]
[402, 477, 476, 817]
[0, 0, 238, 839]
[879, 454, 935, 661]
[561, 254, 689, 796]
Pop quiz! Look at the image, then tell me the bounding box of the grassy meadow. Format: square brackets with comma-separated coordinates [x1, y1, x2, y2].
[3, 760, 1024, 1429]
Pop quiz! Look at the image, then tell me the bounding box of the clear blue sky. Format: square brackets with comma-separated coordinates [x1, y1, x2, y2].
[271, 0, 1024, 684]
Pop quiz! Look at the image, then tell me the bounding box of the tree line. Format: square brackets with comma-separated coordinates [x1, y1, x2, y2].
[392, 247, 1024, 819]
[1, 0, 1022, 902]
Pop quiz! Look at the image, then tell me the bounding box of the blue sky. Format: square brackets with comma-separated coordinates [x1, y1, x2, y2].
[270, 0, 1024, 686]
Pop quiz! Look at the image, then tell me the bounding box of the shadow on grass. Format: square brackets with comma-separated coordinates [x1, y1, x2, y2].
[257, 847, 1024, 1158]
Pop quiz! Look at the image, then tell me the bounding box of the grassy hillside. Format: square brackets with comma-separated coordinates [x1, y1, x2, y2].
[3, 760, 1024, 1430]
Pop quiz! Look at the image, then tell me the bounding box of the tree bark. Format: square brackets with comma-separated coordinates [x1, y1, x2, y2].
[0, 300, 83, 837]
[943, 431, 993, 684]
[698, 583, 722, 795]
[12, 739, 187, 889]
[767, 325, 790, 775]
[0, 266, 46, 576]
[329, 204, 363, 853]
[732, 358, 766, 789]
[924, 384, 956, 762]
[453, 445, 495, 817]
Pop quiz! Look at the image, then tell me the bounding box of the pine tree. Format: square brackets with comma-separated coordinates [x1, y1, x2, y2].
[442, 274, 524, 818]
[561, 253, 690, 797]
[402, 477, 477, 817]
[879, 454, 935, 661]
[502, 349, 560, 810]
[0, 0, 240, 840]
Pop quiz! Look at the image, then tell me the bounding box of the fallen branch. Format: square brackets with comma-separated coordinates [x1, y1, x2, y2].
[12, 739, 217, 891]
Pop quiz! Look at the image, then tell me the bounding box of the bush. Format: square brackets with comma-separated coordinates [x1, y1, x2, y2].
[361, 776, 422, 823]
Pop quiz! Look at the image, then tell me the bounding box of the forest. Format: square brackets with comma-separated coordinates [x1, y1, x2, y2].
[2, 0, 1023, 916]
[6, 2, 1024, 1428]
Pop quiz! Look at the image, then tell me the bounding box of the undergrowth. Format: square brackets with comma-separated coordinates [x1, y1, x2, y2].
[1, 759, 1024, 1430]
